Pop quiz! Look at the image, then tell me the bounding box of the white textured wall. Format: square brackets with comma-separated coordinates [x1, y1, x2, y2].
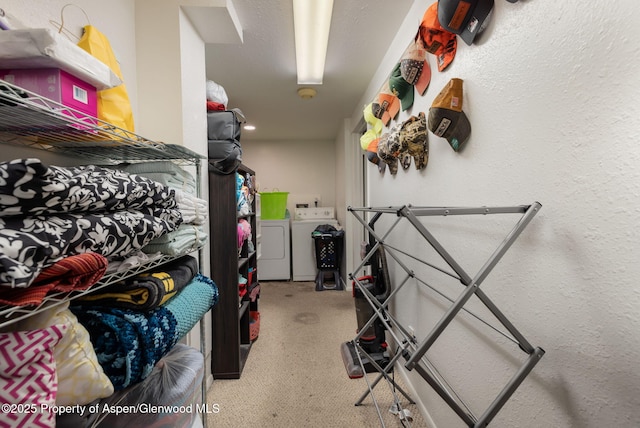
[351, 0, 640, 427]
[178, 9, 208, 158]
[241, 139, 337, 214]
[134, 0, 184, 143]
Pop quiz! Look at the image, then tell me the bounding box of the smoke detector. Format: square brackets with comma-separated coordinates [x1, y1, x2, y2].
[297, 87, 317, 100]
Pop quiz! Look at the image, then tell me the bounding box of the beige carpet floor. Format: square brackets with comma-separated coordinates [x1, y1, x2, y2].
[205, 281, 427, 428]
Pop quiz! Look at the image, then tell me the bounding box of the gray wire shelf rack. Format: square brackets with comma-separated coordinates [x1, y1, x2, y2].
[0, 79, 203, 166]
[0, 78, 210, 426]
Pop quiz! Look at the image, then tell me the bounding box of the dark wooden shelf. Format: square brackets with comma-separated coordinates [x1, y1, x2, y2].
[209, 164, 259, 379]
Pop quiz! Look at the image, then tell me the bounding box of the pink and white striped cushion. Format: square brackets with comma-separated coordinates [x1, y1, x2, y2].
[0, 324, 66, 428]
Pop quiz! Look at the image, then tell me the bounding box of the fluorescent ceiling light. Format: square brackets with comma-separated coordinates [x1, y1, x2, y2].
[293, 0, 334, 84]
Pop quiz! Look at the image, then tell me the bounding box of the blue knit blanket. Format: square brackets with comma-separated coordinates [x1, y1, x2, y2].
[71, 274, 218, 390]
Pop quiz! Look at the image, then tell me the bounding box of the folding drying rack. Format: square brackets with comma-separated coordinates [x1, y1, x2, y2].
[346, 202, 545, 427]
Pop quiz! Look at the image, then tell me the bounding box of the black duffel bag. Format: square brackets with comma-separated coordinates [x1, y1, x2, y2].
[207, 108, 245, 174]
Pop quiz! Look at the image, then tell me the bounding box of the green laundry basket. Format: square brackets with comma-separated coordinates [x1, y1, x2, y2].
[260, 191, 289, 219]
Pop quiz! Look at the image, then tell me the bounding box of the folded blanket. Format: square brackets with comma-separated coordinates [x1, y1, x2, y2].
[104, 251, 164, 274]
[72, 305, 177, 391]
[76, 255, 198, 310]
[119, 161, 197, 195]
[142, 224, 207, 256]
[173, 188, 208, 225]
[0, 158, 177, 217]
[129, 172, 197, 195]
[120, 160, 194, 177]
[70, 273, 218, 390]
[0, 253, 107, 306]
[165, 274, 218, 339]
[0, 206, 182, 288]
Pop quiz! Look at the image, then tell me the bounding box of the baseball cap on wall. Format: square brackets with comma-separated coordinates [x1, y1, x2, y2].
[377, 125, 404, 175]
[399, 112, 429, 170]
[427, 78, 470, 152]
[389, 62, 414, 111]
[360, 128, 377, 151]
[400, 40, 432, 96]
[417, 2, 457, 72]
[377, 81, 401, 125]
[366, 151, 387, 173]
[363, 102, 383, 136]
[437, 0, 495, 46]
[370, 101, 389, 126]
[360, 130, 387, 173]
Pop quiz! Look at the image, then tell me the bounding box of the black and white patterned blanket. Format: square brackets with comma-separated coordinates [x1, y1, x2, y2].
[0, 158, 175, 217]
[0, 159, 183, 289]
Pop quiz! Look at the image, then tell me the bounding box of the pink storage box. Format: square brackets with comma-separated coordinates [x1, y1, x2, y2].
[0, 68, 97, 118]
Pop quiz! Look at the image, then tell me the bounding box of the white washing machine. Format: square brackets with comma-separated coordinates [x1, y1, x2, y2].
[291, 207, 339, 281]
[258, 217, 291, 280]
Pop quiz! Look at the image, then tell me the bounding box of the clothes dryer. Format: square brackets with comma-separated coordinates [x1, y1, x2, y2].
[258, 217, 291, 280]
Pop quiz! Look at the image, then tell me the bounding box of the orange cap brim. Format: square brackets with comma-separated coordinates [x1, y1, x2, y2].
[414, 60, 431, 95]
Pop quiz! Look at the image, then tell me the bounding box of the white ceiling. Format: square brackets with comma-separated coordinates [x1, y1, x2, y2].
[203, 0, 414, 143]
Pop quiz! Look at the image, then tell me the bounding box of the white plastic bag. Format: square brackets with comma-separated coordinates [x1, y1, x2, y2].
[206, 79, 228, 107]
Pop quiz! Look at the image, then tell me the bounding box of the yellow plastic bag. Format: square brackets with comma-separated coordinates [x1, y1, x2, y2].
[77, 25, 134, 132]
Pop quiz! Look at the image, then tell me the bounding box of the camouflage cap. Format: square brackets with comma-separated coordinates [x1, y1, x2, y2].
[399, 112, 429, 170]
[377, 124, 404, 175]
